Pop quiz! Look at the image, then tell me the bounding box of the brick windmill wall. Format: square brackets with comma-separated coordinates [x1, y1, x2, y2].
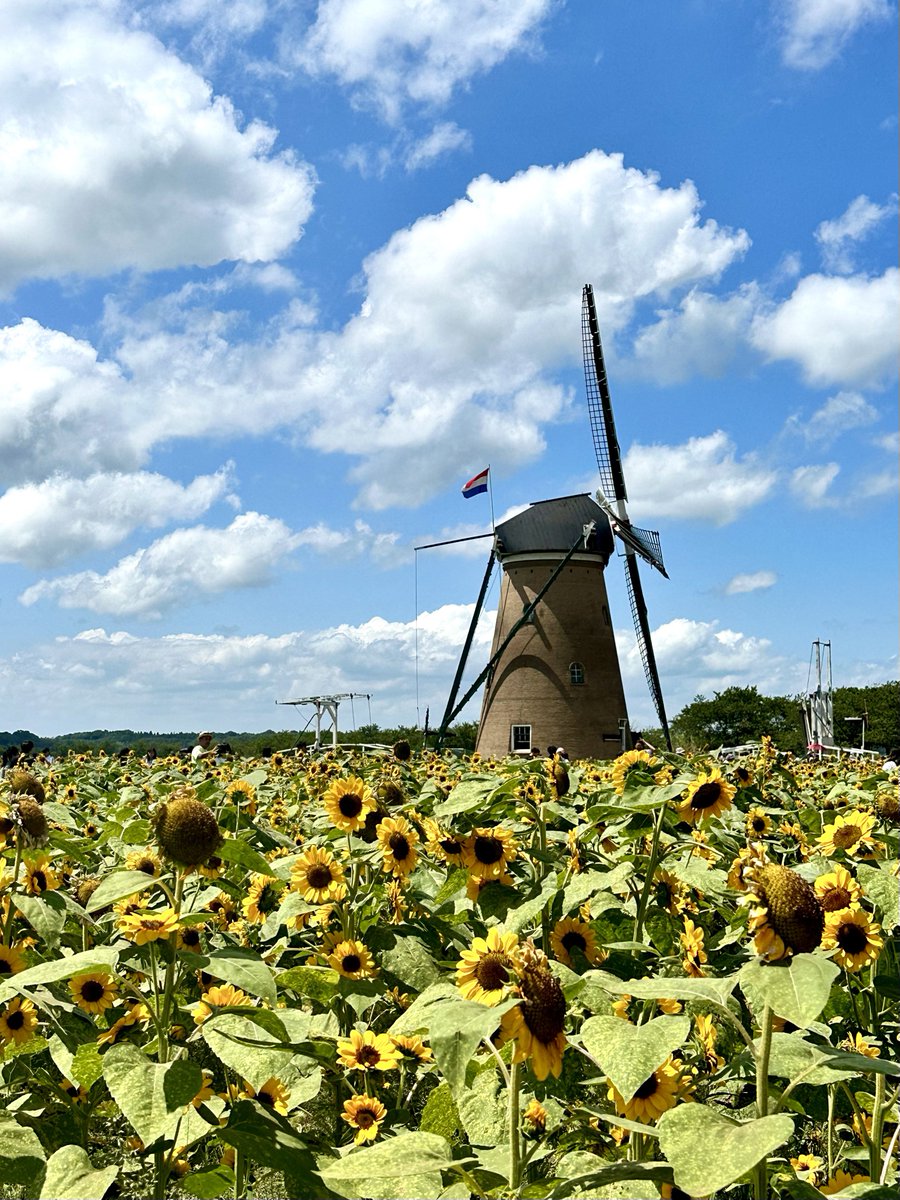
[475, 495, 629, 760]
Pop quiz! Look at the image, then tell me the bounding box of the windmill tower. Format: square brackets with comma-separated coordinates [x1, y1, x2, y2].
[436, 285, 671, 758]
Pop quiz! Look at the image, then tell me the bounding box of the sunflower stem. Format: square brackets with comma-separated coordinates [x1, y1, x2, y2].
[752, 1004, 773, 1200]
[2, 839, 23, 945]
[508, 1059, 522, 1193]
[826, 1085, 835, 1180]
[869, 1065, 886, 1181]
[632, 801, 666, 944]
[158, 870, 184, 1056]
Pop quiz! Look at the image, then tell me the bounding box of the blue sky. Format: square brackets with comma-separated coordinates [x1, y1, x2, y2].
[0, 0, 896, 738]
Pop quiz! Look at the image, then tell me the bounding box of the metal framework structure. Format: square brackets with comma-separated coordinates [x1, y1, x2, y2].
[276, 693, 371, 750]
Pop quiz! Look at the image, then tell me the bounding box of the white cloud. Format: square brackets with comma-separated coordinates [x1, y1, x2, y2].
[290, 0, 555, 121]
[794, 390, 880, 444]
[778, 0, 893, 70]
[629, 286, 759, 383]
[752, 268, 900, 388]
[815, 194, 898, 272]
[622, 432, 777, 525]
[724, 570, 778, 595]
[790, 462, 840, 507]
[404, 122, 472, 170]
[0, 0, 315, 292]
[20, 512, 301, 617]
[1, 150, 749, 508]
[0, 466, 235, 568]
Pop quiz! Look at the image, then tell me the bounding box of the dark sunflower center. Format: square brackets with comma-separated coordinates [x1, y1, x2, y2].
[137, 859, 156, 875]
[256, 885, 279, 913]
[389, 833, 411, 859]
[81, 981, 105, 1002]
[142, 919, 163, 931]
[474, 835, 504, 864]
[634, 1073, 660, 1099]
[690, 783, 722, 810]
[33, 871, 48, 892]
[307, 864, 333, 889]
[181, 929, 200, 946]
[736, 769, 751, 783]
[6, 1010, 25, 1030]
[355, 1108, 376, 1129]
[474, 952, 511, 990]
[257, 1090, 275, 1107]
[440, 837, 462, 855]
[339, 793, 363, 817]
[521, 966, 566, 1043]
[821, 886, 851, 912]
[836, 922, 868, 953]
[751, 817, 767, 832]
[357, 1046, 381, 1067]
[342, 954, 362, 973]
[833, 826, 861, 848]
[561, 931, 587, 953]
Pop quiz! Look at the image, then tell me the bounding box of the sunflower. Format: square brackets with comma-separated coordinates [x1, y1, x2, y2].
[746, 863, 824, 961]
[818, 810, 878, 857]
[193, 983, 252, 1025]
[21, 853, 60, 895]
[422, 818, 466, 867]
[822, 908, 883, 972]
[462, 826, 518, 881]
[390, 1035, 433, 1064]
[814, 866, 863, 913]
[327, 939, 377, 980]
[733, 764, 755, 787]
[68, 971, 118, 1015]
[0, 943, 26, 977]
[176, 925, 204, 953]
[790, 1153, 825, 1185]
[241, 874, 284, 924]
[611, 995, 632, 1021]
[693, 1013, 725, 1073]
[653, 869, 687, 916]
[196, 854, 223, 880]
[342, 1093, 387, 1144]
[60, 1078, 90, 1105]
[226, 779, 256, 808]
[291, 845, 345, 903]
[241, 1077, 289, 1114]
[499, 946, 567, 1081]
[117, 907, 180, 945]
[844, 1031, 879, 1058]
[549, 917, 604, 969]
[376, 815, 419, 877]
[206, 893, 240, 928]
[125, 848, 161, 877]
[745, 807, 772, 837]
[676, 768, 735, 824]
[0, 996, 38, 1045]
[680, 917, 707, 977]
[466, 871, 515, 902]
[96, 1003, 150, 1047]
[608, 1054, 685, 1122]
[819, 1169, 870, 1195]
[337, 1028, 400, 1073]
[323, 776, 376, 833]
[456, 927, 521, 1005]
[611, 749, 657, 794]
[523, 1099, 548, 1132]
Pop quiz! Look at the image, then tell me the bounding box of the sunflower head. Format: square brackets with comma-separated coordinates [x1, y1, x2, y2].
[392, 740, 412, 762]
[748, 863, 825, 959]
[73, 878, 101, 908]
[874, 787, 899, 824]
[15, 797, 49, 845]
[678, 768, 736, 824]
[154, 794, 222, 866]
[6, 769, 46, 803]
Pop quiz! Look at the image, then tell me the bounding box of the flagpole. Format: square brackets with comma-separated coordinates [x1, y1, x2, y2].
[487, 464, 495, 531]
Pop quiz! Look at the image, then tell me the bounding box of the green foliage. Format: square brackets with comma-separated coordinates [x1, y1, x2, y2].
[657, 1106, 794, 1196]
[670, 685, 805, 751]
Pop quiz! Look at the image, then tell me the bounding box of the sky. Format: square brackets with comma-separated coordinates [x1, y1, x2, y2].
[0, 0, 897, 740]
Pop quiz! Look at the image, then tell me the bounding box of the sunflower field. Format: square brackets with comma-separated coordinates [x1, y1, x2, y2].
[0, 739, 897, 1200]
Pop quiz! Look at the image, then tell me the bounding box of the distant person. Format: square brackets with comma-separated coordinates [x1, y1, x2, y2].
[529, 746, 542, 758]
[633, 732, 655, 752]
[191, 731, 214, 761]
[884, 748, 899, 772]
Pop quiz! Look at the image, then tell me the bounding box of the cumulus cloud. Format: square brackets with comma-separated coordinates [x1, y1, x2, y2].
[751, 268, 900, 388]
[791, 390, 880, 445]
[629, 286, 759, 383]
[0, 0, 315, 292]
[815, 194, 898, 272]
[790, 463, 840, 507]
[289, 0, 555, 121]
[724, 571, 778, 595]
[622, 431, 777, 525]
[20, 512, 302, 617]
[404, 121, 472, 170]
[0, 466, 235, 568]
[778, 0, 893, 70]
[1, 150, 750, 507]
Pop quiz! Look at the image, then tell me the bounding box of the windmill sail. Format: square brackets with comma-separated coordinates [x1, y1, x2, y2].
[582, 283, 672, 748]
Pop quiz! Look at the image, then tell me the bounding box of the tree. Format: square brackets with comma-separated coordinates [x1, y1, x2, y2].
[670, 686, 805, 753]
[833, 682, 900, 752]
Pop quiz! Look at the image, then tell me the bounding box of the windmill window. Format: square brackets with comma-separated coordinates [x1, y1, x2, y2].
[602, 605, 611, 626]
[510, 725, 532, 752]
[569, 662, 585, 686]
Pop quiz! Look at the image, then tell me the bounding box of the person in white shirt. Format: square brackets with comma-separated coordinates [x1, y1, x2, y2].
[191, 731, 213, 760]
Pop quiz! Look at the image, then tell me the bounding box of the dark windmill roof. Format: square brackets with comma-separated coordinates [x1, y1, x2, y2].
[494, 494, 614, 561]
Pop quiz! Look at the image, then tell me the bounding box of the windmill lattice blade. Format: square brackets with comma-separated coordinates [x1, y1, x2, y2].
[582, 285, 627, 504]
[624, 554, 672, 749]
[627, 524, 667, 577]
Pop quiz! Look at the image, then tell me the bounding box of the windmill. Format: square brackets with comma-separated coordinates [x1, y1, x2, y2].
[435, 284, 671, 758]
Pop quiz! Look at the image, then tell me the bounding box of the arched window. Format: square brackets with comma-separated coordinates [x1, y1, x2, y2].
[569, 662, 585, 686]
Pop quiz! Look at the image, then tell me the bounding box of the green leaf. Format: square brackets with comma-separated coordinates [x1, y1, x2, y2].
[180, 1165, 236, 1199]
[816, 1050, 900, 1077]
[419, 1081, 460, 1142]
[856, 864, 900, 926]
[432, 869, 468, 906]
[381, 936, 444, 991]
[580, 1014, 690, 1100]
[420, 996, 518, 1099]
[198, 949, 277, 1006]
[201, 1012, 295, 1091]
[85, 869, 158, 913]
[319, 1133, 458, 1183]
[547, 1159, 671, 1200]
[581, 968, 739, 1008]
[740, 954, 840, 1028]
[0, 947, 120, 1006]
[216, 837, 275, 877]
[0, 1114, 46, 1190]
[764, 1033, 855, 1086]
[276, 965, 341, 1004]
[39, 1145, 118, 1200]
[103, 1044, 202, 1147]
[657, 1105, 793, 1195]
[12, 891, 66, 948]
[71, 1042, 105, 1090]
[506, 880, 559, 934]
[433, 777, 499, 819]
[218, 1100, 321, 1184]
[457, 1065, 507, 1148]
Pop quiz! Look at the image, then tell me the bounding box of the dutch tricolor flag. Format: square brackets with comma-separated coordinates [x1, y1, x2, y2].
[461, 467, 490, 498]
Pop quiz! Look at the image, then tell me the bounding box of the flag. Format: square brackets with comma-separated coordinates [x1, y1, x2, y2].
[461, 467, 490, 498]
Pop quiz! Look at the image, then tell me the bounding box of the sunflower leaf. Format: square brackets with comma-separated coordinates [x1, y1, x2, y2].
[739, 954, 840, 1028]
[201, 1012, 296, 1091]
[657, 1105, 794, 1195]
[102, 1044, 202, 1147]
[580, 1013, 690, 1101]
[0, 947, 120, 1006]
[38, 1145, 118, 1200]
[216, 837, 275, 878]
[84, 869, 158, 913]
[12, 892, 66, 949]
[0, 1113, 46, 1190]
[197, 948, 277, 1005]
[319, 1132, 460, 1181]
